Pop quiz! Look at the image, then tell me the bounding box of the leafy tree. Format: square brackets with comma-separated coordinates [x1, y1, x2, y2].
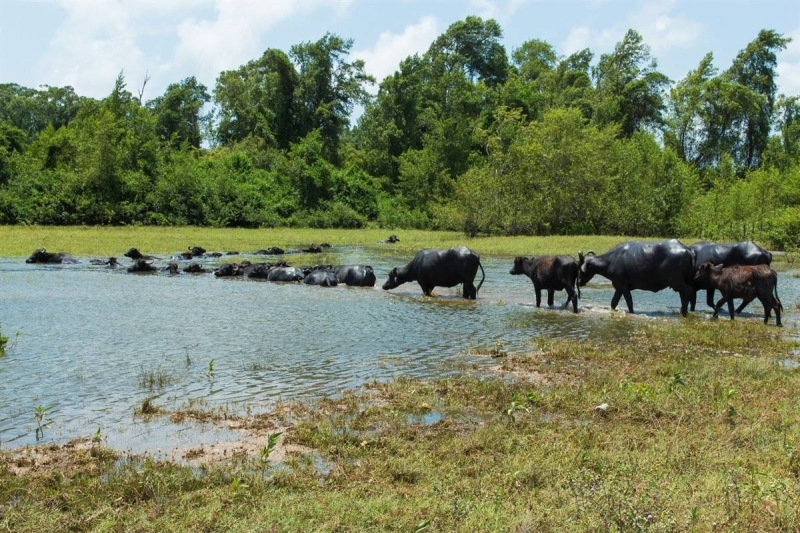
[214, 49, 299, 149]
[148, 77, 210, 149]
[291, 33, 374, 164]
[593, 29, 670, 137]
[427, 16, 508, 87]
[726, 30, 791, 170]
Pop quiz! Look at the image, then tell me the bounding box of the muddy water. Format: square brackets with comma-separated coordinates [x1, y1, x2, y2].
[1, 247, 797, 453]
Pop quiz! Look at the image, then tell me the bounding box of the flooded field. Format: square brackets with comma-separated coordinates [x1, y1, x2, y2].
[1, 247, 797, 455]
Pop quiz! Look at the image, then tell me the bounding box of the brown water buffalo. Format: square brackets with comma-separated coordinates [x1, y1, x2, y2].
[510, 255, 580, 312]
[694, 262, 782, 326]
[689, 240, 772, 312]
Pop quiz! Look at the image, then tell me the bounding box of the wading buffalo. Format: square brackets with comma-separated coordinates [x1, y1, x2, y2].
[124, 248, 159, 261]
[333, 265, 376, 287]
[183, 263, 208, 274]
[382, 246, 485, 299]
[689, 241, 772, 312]
[26, 248, 78, 264]
[90, 257, 119, 267]
[510, 255, 580, 313]
[303, 270, 339, 287]
[267, 267, 305, 282]
[578, 240, 695, 316]
[694, 262, 782, 326]
[127, 259, 158, 273]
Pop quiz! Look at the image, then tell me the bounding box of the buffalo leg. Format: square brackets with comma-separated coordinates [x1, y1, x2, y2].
[735, 298, 752, 314]
[726, 298, 736, 320]
[463, 283, 477, 300]
[706, 288, 716, 309]
[547, 289, 555, 307]
[679, 292, 690, 317]
[565, 287, 578, 313]
[690, 290, 697, 312]
[622, 291, 634, 313]
[712, 297, 727, 319]
[533, 283, 542, 307]
[610, 290, 622, 310]
[420, 284, 433, 297]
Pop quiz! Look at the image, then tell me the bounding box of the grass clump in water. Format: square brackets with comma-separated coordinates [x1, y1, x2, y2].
[136, 365, 174, 390]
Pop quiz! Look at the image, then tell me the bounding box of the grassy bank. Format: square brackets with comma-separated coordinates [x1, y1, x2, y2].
[0, 225, 672, 258]
[2, 318, 798, 531]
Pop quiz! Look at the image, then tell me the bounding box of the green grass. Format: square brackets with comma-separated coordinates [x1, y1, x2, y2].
[0, 225, 694, 258]
[2, 318, 799, 531]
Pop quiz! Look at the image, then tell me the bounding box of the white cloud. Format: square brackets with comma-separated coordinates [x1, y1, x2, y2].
[466, 0, 529, 23]
[174, 0, 354, 90]
[353, 16, 440, 86]
[560, 0, 702, 58]
[777, 28, 800, 97]
[38, 1, 155, 98]
[36, 0, 355, 100]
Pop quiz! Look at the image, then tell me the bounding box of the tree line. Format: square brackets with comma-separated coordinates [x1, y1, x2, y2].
[1, 18, 798, 248]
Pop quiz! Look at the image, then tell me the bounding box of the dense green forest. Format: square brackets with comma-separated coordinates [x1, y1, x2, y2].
[1, 18, 798, 247]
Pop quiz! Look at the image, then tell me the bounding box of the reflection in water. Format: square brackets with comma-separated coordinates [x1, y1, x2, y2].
[0, 249, 796, 453]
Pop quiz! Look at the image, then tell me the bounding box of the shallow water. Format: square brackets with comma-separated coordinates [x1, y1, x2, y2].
[1, 247, 797, 454]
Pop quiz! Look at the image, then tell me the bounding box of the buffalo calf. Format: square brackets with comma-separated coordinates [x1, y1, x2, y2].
[694, 262, 782, 326]
[510, 255, 580, 312]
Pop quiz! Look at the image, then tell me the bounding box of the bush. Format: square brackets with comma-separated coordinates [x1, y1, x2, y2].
[765, 206, 800, 250]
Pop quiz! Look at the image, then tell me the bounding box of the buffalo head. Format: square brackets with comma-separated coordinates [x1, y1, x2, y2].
[26, 248, 53, 263]
[694, 262, 723, 284]
[577, 250, 596, 287]
[382, 268, 401, 290]
[509, 257, 527, 275]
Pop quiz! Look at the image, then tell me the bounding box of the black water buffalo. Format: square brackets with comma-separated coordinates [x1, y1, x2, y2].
[333, 265, 376, 287]
[578, 240, 695, 316]
[267, 266, 305, 282]
[382, 246, 485, 299]
[124, 248, 159, 261]
[382, 235, 400, 244]
[214, 261, 253, 277]
[510, 255, 580, 313]
[689, 241, 772, 312]
[183, 263, 208, 274]
[694, 262, 782, 326]
[164, 262, 180, 275]
[303, 270, 339, 287]
[254, 247, 285, 255]
[127, 259, 158, 273]
[178, 246, 208, 260]
[247, 262, 287, 279]
[26, 248, 78, 264]
[90, 257, 119, 268]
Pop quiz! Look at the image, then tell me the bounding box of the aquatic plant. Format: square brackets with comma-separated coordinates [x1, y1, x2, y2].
[33, 405, 53, 441]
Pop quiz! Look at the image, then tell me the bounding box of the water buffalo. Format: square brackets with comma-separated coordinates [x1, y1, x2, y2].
[164, 262, 180, 275]
[333, 265, 377, 287]
[124, 248, 159, 261]
[90, 257, 119, 267]
[382, 235, 400, 244]
[694, 262, 782, 326]
[267, 266, 306, 282]
[689, 241, 772, 312]
[183, 263, 208, 274]
[254, 247, 285, 255]
[26, 248, 78, 264]
[510, 255, 580, 313]
[214, 261, 252, 277]
[382, 246, 485, 299]
[127, 259, 158, 273]
[178, 246, 207, 260]
[303, 270, 339, 287]
[247, 262, 287, 279]
[578, 240, 695, 316]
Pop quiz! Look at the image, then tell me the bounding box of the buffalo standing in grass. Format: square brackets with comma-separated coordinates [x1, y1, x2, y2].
[694, 262, 782, 326]
[510, 255, 580, 313]
[578, 240, 695, 316]
[382, 246, 485, 299]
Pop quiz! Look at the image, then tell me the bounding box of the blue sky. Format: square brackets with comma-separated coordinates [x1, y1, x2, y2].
[1, 0, 798, 110]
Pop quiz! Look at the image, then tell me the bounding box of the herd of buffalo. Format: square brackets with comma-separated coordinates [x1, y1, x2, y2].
[24, 238, 784, 326]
